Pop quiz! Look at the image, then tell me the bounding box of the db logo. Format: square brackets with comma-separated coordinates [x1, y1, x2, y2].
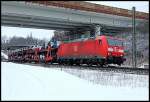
[74, 46, 78, 52]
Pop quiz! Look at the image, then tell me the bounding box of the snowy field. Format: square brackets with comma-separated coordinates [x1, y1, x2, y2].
[1, 62, 149, 101]
[61, 67, 148, 88]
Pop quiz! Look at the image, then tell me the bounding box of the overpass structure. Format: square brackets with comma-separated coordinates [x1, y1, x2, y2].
[2, 1, 149, 34]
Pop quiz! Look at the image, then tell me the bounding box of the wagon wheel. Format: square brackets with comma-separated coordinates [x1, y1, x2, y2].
[97, 63, 103, 68]
[88, 63, 92, 67]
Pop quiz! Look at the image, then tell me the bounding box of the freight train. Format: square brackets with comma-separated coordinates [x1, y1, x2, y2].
[8, 35, 126, 66]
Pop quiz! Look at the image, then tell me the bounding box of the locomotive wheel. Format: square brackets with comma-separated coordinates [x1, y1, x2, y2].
[76, 63, 80, 66]
[58, 61, 63, 65]
[117, 63, 121, 66]
[69, 61, 74, 66]
[74, 60, 80, 66]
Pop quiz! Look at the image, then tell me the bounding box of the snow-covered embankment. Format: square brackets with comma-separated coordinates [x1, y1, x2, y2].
[1, 62, 148, 101]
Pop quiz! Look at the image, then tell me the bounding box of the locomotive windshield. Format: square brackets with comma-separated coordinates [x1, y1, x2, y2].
[107, 38, 123, 46]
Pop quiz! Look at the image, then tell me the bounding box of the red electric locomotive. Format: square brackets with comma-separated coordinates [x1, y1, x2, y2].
[8, 35, 126, 67]
[57, 35, 126, 66]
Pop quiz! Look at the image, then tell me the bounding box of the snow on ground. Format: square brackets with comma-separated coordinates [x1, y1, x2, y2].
[1, 62, 149, 101]
[1, 51, 8, 59]
[61, 67, 148, 88]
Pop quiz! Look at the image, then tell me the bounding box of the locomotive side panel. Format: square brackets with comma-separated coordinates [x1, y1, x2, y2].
[78, 40, 96, 58]
[57, 39, 100, 59]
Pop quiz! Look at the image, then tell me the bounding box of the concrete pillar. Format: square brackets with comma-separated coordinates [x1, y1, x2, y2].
[94, 25, 101, 37]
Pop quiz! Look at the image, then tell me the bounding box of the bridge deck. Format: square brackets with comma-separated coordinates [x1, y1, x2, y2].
[26, 1, 149, 20]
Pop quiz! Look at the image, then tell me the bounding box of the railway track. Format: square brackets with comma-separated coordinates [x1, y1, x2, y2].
[14, 62, 149, 75]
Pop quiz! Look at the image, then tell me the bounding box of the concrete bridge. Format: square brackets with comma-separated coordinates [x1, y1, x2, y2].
[2, 1, 149, 34]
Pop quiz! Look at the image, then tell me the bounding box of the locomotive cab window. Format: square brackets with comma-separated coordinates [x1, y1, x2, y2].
[107, 38, 123, 46]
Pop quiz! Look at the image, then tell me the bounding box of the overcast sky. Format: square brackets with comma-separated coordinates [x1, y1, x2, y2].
[1, 26, 54, 41]
[87, 1, 149, 13]
[2, 1, 149, 40]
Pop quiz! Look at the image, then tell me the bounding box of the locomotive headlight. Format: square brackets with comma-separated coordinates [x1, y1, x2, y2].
[118, 49, 124, 53]
[108, 48, 113, 52]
